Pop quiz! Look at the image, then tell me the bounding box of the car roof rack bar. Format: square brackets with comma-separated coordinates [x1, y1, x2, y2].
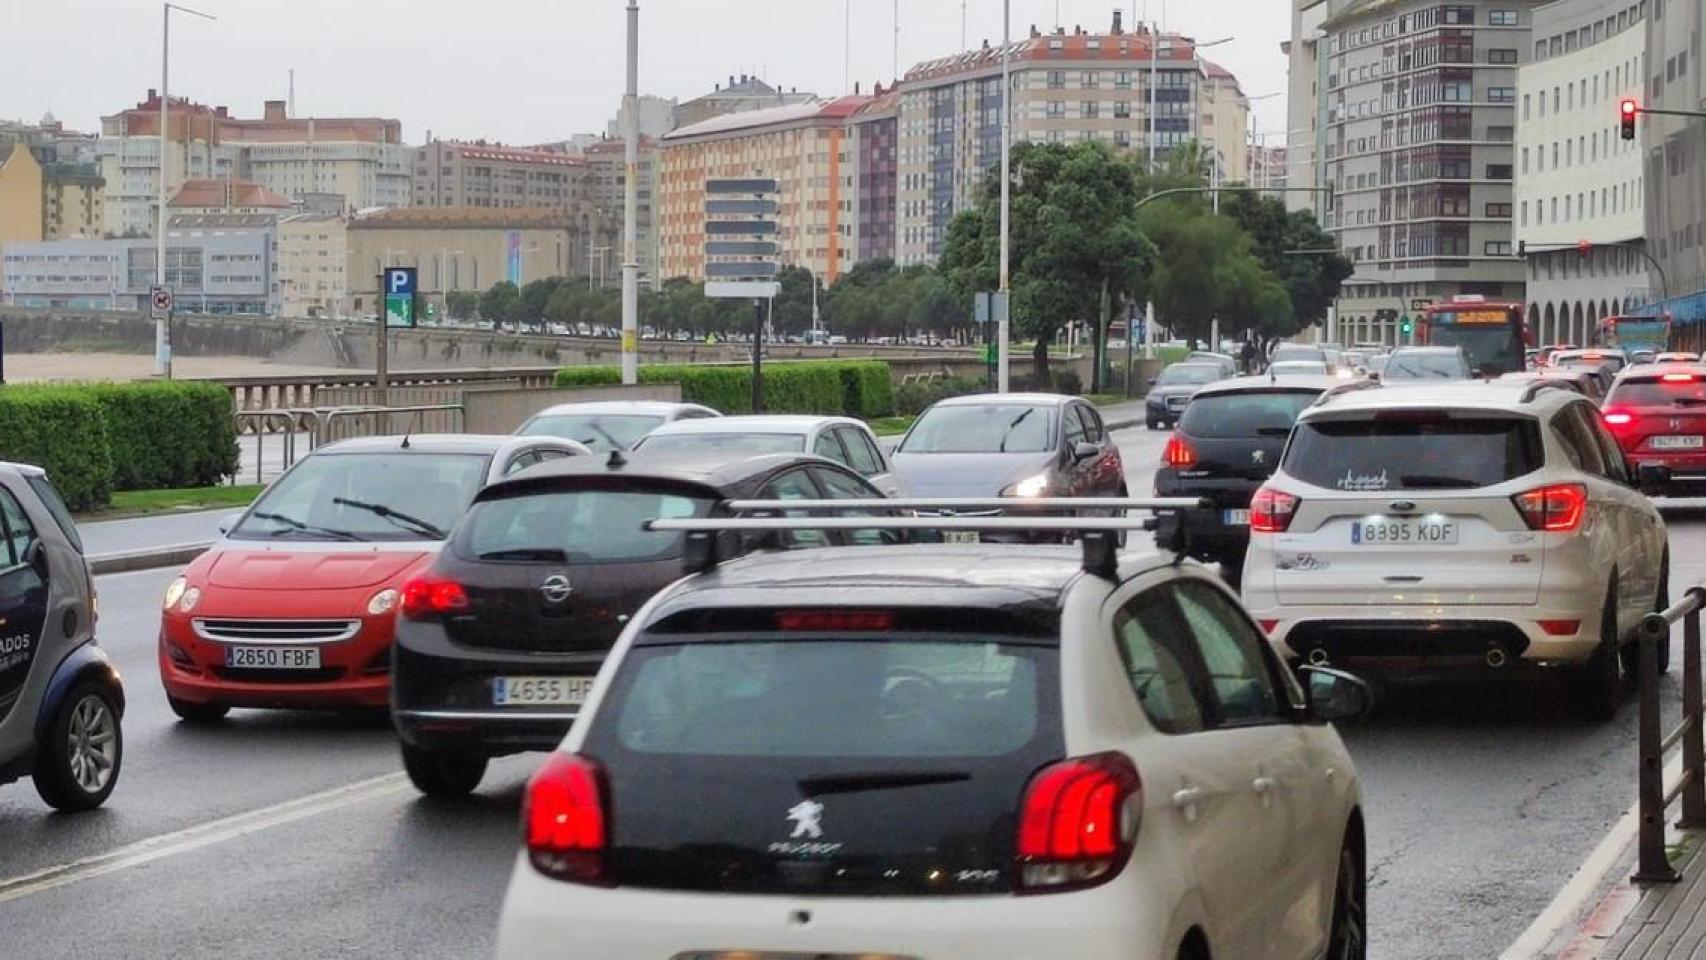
[1309, 378, 1383, 408]
[723, 497, 1208, 513]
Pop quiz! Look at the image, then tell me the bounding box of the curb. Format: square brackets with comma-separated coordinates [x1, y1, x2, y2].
[1105, 417, 1142, 432]
[88, 542, 214, 576]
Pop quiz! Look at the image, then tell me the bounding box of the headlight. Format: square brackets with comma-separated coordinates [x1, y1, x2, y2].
[368, 588, 401, 616]
[179, 587, 202, 613]
[163, 577, 187, 611]
[1006, 472, 1052, 498]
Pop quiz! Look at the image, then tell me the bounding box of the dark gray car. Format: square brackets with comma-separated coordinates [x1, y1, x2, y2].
[1145, 362, 1226, 429]
[0, 463, 123, 811]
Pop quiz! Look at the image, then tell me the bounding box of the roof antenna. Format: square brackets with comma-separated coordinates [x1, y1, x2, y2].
[607, 448, 628, 468]
[400, 409, 424, 449]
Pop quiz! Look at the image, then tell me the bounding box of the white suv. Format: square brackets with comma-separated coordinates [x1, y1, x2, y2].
[497, 531, 1368, 960]
[1242, 380, 1669, 719]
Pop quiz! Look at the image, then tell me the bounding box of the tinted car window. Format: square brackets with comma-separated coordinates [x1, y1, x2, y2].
[836, 427, 883, 475]
[1063, 405, 1088, 445]
[1178, 390, 1320, 438]
[0, 489, 38, 567]
[606, 638, 1045, 758]
[1284, 416, 1544, 491]
[900, 404, 1053, 454]
[23, 474, 82, 553]
[1170, 581, 1284, 725]
[521, 413, 664, 452]
[233, 452, 488, 541]
[763, 469, 830, 549]
[638, 433, 806, 458]
[1583, 405, 1632, 483]
[1112, 589, 1206, 735]
[1155, 364, 1221, 386]
[813, 431, 850, 464]
[1549, 408, 1605, 475]
[462, 489, 708, 563]
[1608, 376, 1706, 407]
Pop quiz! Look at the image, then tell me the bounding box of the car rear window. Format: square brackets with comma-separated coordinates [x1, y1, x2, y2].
[519, 413, 664, 452]
[603, 637, 1050, 758]
[1284, 415, 1544, 491]
[636, 433, 805, 458]
[1179, 390, 1321, 438]
[1384, 352, 1468, 380]
[460, 487, 710, 563]
[1608, 376, 1706, 407]
[1271, 346, 1326, 364]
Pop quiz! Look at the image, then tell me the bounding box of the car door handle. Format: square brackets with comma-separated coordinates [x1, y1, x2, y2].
[1171, 787, 1204, 809]
[1252, 776, 1276, 795]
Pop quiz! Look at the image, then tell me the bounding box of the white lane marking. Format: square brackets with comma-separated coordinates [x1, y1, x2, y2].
[0, 772, 408, 905]
[1499, 751, 1682, 960]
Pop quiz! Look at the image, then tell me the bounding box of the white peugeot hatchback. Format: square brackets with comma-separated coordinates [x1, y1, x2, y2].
[1243, 380, 1669, 719]
[496, 513, 1369, 960]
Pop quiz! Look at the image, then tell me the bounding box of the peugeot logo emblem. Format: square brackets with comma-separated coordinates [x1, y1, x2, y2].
[540, 574, 573, 604]
[1673, 418, 1684, 431]
[1251, 450, 1266, 464]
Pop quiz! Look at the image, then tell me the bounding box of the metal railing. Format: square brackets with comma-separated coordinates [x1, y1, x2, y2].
[1636, 586, 1706, 882]
[233, 403, 464, 484]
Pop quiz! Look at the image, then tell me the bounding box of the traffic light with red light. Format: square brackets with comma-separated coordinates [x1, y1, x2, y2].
[1621, 99, 1639, 140]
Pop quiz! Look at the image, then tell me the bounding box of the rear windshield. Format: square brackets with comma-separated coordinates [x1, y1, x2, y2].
[1384, 352, 1468, 380]
[1609, 377, 1706, 407]
[1179, 391, 1321, 439]
[900, 404, 1052, 454]
[1270, 361, 1328, 376]
[1155, 364, 1221, 386]
[460, 488, 710, 563]
[636, 433, 805, 458]
[1271, 346, 1325, 363]
[601, 637, 1052, 758]
[1284, 416, 1544, 491]
[520, 413, 664, 452]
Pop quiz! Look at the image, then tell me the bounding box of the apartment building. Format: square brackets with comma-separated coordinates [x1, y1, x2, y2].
[582, 137, 659, 286]
[412, 141, 592, 211]
[1321, 0, 1536, 347]
[168, 178, 294, 217]
[1515, 0, 1650, 345]
[674, 76, 818, 130]
[1286, 0, 1332, 213]
[0, 139, 104, 257]
[894, 16, 1251, 264]
[96, 94, 411, 237]
[851, 92, 900, 265]
[278, 212, 348, 318]
[657, 94, 876, 284]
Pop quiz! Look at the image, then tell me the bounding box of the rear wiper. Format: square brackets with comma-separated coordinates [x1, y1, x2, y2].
[1673, 398, 1706, 407]
[1397, 475, 1473, 489]
[798, 770, 971, 796]
[333, 497, 448, 539]
[477, 547, 569, 562]
[248, 511, 365, 542]
[1255, 427, 1293, 436]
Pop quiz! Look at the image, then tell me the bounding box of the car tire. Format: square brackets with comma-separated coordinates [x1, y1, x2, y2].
[1147, 418, 1160, 430]
[167, 695, 229, 724]
[401, 743, 487, 798]
[32, 682, 123, 812]
[1576, 583, 1624, 722]
[1326, 829, 1368, 960]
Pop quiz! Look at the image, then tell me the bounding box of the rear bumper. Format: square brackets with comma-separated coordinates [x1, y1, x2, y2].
[1246, 602, 1602, 666]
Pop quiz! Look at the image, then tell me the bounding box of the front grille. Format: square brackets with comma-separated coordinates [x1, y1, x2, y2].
[1166, 396, 1189, 409]
[1288, 620, 1531, 659]
[211, 666, 346, 684]
[193, 619, 361, 644]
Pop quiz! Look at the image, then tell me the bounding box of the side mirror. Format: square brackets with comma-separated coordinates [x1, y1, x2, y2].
[1367, 371, 1380, 382]
[1073, 441, 1102, 461]
[26, 540, 48, 579]
[217, 512, 242, 536]
[1147, 377, 1158, 387]
[1300, 665, 1372, 723]
[1638, 463, 1672, 494]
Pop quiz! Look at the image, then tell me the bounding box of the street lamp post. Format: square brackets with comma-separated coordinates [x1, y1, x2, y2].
[998, 0, 1011, 393]
[156, 1, 215, 379]
[620, 0, 641, 385]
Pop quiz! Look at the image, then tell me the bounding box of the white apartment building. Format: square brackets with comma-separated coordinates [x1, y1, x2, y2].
[1514, 0, 1650, 345]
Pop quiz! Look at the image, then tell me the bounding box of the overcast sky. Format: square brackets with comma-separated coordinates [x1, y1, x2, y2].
[1, 0, 1290, 145]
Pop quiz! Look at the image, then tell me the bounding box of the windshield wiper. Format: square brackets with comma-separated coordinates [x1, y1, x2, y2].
[332, 497, 448, 539]
[1673, 397, 1706, 407]
[248, 511, 365, 542]
[797, 770, 971, 796]
[581, 421, 623, 450]
[997, 408, 1035, 453]
[1397, 475, 1474, 489]
[477, 547, 569, 562]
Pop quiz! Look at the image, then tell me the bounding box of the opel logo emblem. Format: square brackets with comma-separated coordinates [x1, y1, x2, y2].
[540, 574, 573, 604]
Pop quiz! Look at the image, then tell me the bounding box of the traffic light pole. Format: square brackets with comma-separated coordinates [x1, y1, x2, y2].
[1519, 240, 1669, 302]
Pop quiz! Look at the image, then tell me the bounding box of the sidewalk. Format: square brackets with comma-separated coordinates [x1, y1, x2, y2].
[79, 509, 228, 558]
[1579, 836, 1706, 959]
[1099, 399, 1147, 431]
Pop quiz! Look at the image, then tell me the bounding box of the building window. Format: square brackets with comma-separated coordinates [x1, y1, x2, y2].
[1489, 10, 1518, 26]
[1486, 241, 1512, 256]
[1488, 48, 1519, 64]
[1487, 163, 1513, 179]
[1048, 71, 1065, 89]
[1486, 202, 1512, 217]
[1489, 87, 1516, 103]
[1081, 71, 1098, 89]
[1081, 101, 1099, 119]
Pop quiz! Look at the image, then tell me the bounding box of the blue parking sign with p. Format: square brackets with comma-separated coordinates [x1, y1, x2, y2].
[383, 266, 417, 328]
[387, 268, 416, 296]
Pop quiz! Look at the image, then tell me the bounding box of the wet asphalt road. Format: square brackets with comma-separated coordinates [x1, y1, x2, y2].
[0, 428, 1694, 959]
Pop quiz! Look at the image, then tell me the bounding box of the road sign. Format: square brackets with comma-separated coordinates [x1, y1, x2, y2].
[704, 178, 780, 301]
[384, 267, 417, 329]
[150, 285, 173, 320]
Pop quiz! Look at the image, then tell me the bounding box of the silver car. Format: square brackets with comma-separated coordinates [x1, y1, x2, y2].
[516, 401, 721, 454]
[634, 415, 903, 496]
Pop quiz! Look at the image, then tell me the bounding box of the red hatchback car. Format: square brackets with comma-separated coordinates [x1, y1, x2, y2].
[1602, 365, 1706, 490]
[158, 434, 586, 721]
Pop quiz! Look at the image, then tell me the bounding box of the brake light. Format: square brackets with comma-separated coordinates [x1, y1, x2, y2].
[1250, 487, 1299, 533]
[1162, 433, 1197, 467]
[774, 610, 894, 631]
[1513, 483, 1588, 532]
[1016, 752, 1141, 893]
[1539, 619, 1582, 636]
[399, 576, 470, 619]
[524, 753, 610, 886]
[1663, 372, 1696, 382]
[1603, 410, 1634, 427]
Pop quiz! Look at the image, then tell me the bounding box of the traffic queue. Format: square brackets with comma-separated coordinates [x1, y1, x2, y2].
[1, 343, 1692, 959]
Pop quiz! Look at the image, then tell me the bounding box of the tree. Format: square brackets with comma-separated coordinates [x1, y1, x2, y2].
[519, 277, 565, 328]
[478, 281, 523, 326]
[445, 290, 478, 321]
[1219, 193, 1353, 345]
[772, 266, 818, 336]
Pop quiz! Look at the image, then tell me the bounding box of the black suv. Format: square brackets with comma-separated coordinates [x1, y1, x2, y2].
[391, 451, 898, 796]
[1153, 376, 1338, 574]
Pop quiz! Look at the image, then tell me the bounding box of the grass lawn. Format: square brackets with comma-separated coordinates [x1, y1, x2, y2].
[868, 415, 916, 437]
[1085, 393, 1131, 407]
[77, 484, 264, 522]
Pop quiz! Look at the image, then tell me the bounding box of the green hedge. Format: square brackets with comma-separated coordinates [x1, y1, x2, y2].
[554, 360, 891, 417]
[0, 387, 115, 510]
[91, 382, 238, 490]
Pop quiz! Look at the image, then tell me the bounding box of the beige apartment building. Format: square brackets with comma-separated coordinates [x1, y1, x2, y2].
[413, 141, 591, 211]
[0, 142, 104, 297]
[278, 212, 348, 318]
[582, 137, 660, 286]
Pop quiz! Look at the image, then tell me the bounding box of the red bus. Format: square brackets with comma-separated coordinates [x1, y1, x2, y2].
[1418, 297, 1529, 375]
[1593, 313, 1672, 354]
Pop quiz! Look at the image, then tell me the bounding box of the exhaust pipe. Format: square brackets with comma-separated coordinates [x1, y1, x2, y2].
[1485, 647, 1509, 669]
[1306, 647, 1331, 667]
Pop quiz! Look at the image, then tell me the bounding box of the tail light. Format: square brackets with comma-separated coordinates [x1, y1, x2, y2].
[524, 753, 611, 886]
[399, 576, 470, 620]
[1162, 433, 1197, 467]
[1513, 483, 1588, 532]
[1602, 409, 1634, 427]
[1258, 619, 1279, 634]
[1016, 752, 1141, 893]
[1250, 486, 1299, 533]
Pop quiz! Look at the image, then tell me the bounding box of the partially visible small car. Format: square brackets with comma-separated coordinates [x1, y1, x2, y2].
[1552, 348, 1630, 376]
[634, 415, 902, 496]
[1602, 364, 1706, 494]
[1186, 351, 1238, 378]
[1144, 362, 1226, 428]
[1499, 368, 1606, 404]
[1270, 360, 1331, 377]
[1655, 352, 1698, 365]
[515, 401, 720, 453]
[1380, 346, 1473, 381]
